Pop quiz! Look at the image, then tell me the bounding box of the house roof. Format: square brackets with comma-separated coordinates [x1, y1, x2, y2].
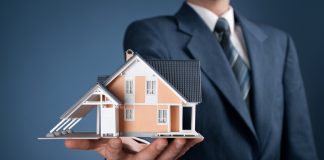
[100, 54, 202, 103]
[146, 60, 201, 103]
[60, 83, 120, 119]
[97, 75, 110, 84]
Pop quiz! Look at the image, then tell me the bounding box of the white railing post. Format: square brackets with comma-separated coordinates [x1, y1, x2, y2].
[63, 118, 77, 130]
[68, 118, 82, 130]
[49, 119, 66, 133]
[55, 119, 71, 131]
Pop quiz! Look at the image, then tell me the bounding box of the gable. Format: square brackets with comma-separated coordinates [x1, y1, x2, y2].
[103, 55, 188, 103]
[60, 84, 120, 119]
[123, 59, 155, 77]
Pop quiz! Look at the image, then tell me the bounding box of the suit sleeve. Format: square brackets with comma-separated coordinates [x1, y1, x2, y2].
[123, 21, 170, 59]
[282, 35, 318, 159]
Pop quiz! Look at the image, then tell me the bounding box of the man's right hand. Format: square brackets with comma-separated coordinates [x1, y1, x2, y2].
[65, 137, 203, 160]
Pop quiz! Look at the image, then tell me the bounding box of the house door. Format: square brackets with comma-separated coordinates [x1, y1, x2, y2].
[182, 107, 192, 130]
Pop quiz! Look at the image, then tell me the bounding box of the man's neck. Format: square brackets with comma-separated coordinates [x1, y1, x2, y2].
[187, 0, 230, 16]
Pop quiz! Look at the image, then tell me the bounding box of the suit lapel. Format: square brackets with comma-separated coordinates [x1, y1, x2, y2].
[236, 13, 273, 145]
[175, 3, 257, 140]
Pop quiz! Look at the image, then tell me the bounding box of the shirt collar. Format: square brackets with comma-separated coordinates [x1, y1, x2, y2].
[187, 2, 235, 34]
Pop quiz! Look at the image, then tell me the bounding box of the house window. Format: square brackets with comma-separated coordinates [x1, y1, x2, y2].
[125, 80, 134, 94]
[157, 109, 167, 124]
[125, 108, 134, 121]
[146, 80, 156, 95]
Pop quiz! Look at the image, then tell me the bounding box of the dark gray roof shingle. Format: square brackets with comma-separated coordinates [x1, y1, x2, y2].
[146, 60, 201, 103]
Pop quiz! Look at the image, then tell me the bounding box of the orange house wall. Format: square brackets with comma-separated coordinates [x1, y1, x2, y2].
[119, 105, 168, 133]
[171, 106, 179, 132]
[107, 76, 182, 104]
[158, 79, 182, 104]
[107, 75, 124, 103]
[106, 75, 183, 133]
[135, 76, 145, 103]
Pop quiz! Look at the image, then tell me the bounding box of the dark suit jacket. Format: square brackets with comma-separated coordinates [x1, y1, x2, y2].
[123, 3, 317, 160]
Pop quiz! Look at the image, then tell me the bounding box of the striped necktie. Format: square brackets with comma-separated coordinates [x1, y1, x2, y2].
[214, 17, 251, 101]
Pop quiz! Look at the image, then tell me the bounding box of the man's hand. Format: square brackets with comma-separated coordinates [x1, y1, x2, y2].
[65, 137, 203, 160]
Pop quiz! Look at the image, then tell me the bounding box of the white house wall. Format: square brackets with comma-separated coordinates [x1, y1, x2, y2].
[100, 107, 118, 136]
[123, 60, 156, 77]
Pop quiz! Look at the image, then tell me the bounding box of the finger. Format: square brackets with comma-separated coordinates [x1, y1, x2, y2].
[104, 138, 128, 160]
[176, 138, 204, 159]
[136, 138, 168, 160]
[64, 139, 109, 150]
[157, 138, 186, 160]
[121, 137, 148, 152]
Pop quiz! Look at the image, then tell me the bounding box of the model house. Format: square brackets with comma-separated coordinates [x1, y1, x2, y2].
[43, 49, 202, 139]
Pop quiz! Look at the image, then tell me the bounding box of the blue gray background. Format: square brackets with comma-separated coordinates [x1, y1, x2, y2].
[0, 0, 323, 159]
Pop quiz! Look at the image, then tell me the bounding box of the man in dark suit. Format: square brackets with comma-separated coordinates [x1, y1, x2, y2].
[65, 0, 317, 159]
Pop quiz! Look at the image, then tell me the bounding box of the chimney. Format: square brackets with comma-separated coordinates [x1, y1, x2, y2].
[125, 49, 135, 61]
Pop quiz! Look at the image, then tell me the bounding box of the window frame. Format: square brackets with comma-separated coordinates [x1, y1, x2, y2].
[124, 77, 135, 103]
[146, 79, 157, 95]
[125, 79, 134, 95]
[157, 109, 168, 125]
[124, 107, 135, 121]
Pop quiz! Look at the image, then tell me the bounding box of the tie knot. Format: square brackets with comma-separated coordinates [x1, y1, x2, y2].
[214, 18, 230, 35]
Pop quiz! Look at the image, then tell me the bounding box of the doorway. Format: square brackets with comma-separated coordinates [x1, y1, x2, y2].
[182, 107, 192, 130]
[170, 106, 179, 132]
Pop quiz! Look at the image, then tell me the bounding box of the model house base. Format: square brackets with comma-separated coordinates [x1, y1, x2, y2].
[39, 49, 202, 140]
[38, 132, 203, 140]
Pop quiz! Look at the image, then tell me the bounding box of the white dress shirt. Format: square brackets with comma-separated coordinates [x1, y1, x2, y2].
[187, 2, 250, 66]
